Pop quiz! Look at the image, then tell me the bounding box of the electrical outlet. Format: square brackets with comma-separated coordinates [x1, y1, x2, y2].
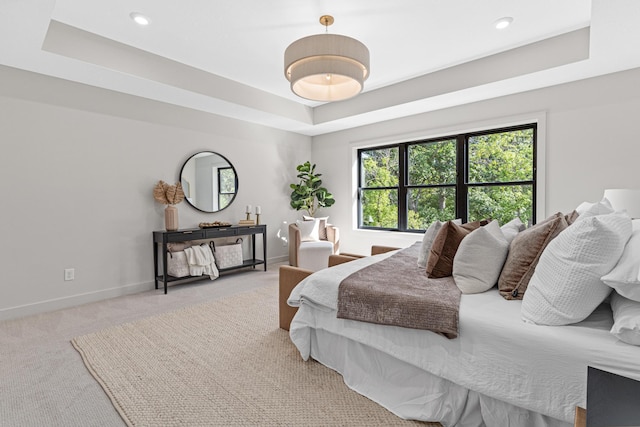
[64, 268, 75, 281]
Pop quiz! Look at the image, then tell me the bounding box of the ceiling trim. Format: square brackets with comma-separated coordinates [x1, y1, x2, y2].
[314, 27, 590, 124]
[42, 20, 314, 126]
[41, 19, 592, 137]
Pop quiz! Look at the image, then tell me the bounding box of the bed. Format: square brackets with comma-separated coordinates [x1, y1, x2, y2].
[285, 244, 640, 427]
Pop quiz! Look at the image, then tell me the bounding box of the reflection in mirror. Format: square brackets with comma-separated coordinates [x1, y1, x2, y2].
[179, 151, 238, 213]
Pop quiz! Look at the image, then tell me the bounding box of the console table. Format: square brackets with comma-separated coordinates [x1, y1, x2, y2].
[153, 224, 267, 294]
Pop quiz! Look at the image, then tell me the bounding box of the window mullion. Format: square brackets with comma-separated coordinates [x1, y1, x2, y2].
[455, 135, 467, 222]
[357, 150, 363, 228]
[398, 143, 407, 231]
[532, 125, 538, 224]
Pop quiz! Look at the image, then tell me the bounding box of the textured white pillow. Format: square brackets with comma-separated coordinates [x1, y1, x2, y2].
[521, 212, 632, 326]
[453, 220, 509, 294]
[417, 219, 461, 268]
[296, 219, 320, 242]
[601, 223, 640, 302]
[610, 291, 640, 346]
[500, 217, 525, 244]
[575, 197, 613, 217]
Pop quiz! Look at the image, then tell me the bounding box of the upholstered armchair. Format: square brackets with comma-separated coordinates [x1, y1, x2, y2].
[288, 221, 339, 272]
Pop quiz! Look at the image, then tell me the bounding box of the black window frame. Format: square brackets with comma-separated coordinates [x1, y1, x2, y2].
[357, 123, 537, 232]
[217, 166, 237, 209]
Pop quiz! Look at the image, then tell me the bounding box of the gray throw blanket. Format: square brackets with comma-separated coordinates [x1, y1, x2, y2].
[337, 242, 461, 338]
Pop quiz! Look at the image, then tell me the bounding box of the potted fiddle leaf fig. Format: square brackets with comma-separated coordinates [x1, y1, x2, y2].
[289, 161, 335, 217]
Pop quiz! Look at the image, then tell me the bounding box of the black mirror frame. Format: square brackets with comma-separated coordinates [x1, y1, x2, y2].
[179, 151, 239, 213]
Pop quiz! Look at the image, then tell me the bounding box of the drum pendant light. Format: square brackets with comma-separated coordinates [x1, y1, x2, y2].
[284, 15, 370, 102]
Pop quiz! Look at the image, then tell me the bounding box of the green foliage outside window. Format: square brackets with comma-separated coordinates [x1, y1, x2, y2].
[218, 167, 236, 210]
[360, 147, 398, 228]
[407, 139, 457, 229]
[361, 189, 398, 228]
[467, 129, 534, 226]
[359, 126, 535, 231]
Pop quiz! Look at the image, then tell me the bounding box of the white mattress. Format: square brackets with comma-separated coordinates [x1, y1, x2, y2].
[287, 254, 640, 425]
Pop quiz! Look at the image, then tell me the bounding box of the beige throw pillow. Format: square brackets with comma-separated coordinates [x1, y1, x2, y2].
[500, 217, 525, 244]
[453, 220, 509, 294]
[498, 212, 569, 300]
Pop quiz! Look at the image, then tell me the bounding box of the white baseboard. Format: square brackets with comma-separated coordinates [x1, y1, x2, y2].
[1, 255, 290, 322]
[0, 281, 154, 322]
[269, 254, 289, 264]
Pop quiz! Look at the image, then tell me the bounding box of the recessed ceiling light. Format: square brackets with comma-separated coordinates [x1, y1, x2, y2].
[129, 12, 150, 26]
[494, 17, 513, 30]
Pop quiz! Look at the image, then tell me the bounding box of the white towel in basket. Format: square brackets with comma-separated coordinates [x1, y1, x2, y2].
[184, 244, 219, 280]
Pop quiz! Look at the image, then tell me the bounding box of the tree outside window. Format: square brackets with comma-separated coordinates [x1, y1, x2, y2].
[358, 124, 536, 231]
[218, 167, 237, 210]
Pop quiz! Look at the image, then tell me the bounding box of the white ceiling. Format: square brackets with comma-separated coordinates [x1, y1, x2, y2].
[1, 0, 640, 135]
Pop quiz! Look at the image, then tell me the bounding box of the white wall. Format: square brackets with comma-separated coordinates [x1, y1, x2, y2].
[312, 67, 640, 255]
[4, 64, 640, 320]
[0, 68, 310, 320]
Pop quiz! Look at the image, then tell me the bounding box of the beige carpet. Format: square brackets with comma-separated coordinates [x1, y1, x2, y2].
[72, 284, 439, 426]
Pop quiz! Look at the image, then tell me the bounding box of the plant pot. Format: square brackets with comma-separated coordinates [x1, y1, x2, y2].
[165, 205, 178, 231]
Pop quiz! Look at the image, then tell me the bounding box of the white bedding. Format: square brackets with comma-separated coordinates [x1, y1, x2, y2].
[287, 254, 640, 425]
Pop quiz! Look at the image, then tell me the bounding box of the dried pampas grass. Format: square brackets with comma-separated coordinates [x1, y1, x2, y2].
[153, 180, 185, 205]
[153, 181, 170, 204]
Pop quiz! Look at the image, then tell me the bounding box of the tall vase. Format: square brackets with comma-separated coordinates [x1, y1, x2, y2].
[165, 205, 178, 231]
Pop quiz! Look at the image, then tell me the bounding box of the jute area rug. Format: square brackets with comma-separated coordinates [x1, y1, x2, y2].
[72, 284, 439, 426]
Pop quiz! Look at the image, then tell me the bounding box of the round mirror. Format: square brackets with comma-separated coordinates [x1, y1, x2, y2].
[179, 151, 238, 213]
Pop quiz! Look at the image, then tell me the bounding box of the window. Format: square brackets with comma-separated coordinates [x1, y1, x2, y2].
[218, 167, 237, 210]
[358, 124, 536, 231]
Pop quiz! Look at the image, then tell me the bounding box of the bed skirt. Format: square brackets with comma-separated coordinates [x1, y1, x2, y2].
[306, 327, 570, 427]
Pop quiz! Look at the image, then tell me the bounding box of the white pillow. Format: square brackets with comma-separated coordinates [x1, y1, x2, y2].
[601, 222, 640, 302]
[303, 215, 329, 240]
[575, 197, 613, 217]
[500, 217, 525, 244]
[521, 212, 632, 326]
[453, 220, 509, 294]
[296, 219, 320, 242]
[610, 291, 640, 346]
[417, 219, 461, 268]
